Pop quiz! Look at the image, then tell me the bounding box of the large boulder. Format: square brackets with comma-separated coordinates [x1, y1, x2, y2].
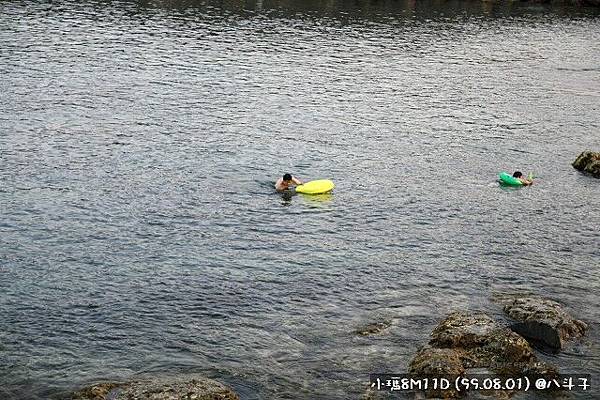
[70, 375, 239, 400]
[572, 151, 600, 178]
[407, 311, 558, 398]
[501, 296, 587, 349]
[429, 312, 535, 372]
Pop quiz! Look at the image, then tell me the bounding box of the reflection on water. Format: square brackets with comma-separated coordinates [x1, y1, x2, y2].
[280, 190, 295, 204]
[279, 190, 333, 205]
[1, 0, 599, 399]
[299, 192, 334, 203]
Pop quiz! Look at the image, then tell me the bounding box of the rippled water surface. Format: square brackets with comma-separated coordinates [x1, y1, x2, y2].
[1, 0, 599, 398]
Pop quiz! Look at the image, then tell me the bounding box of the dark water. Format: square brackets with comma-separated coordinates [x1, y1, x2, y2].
[1, 0, 599, 399]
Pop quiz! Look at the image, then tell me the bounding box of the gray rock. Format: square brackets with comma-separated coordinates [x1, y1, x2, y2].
[70, 375, 239, 400]
[430, 312, 498, 348]
[502, 296, 587, 349]
[355, 320, 392, 336]
[572, 151, 600, 178]
[407, 311, 557, 398]
[465, 327, 535, 372]
[429, 312, 535, 372]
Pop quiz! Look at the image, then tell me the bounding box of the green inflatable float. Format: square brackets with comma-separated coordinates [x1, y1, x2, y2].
[498, 172, 533, 186]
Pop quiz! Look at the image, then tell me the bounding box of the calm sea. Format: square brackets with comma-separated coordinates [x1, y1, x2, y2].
[1, 0, 599, 398]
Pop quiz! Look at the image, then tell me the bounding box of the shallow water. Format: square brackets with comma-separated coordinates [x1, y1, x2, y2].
[1, 0, 599, 399]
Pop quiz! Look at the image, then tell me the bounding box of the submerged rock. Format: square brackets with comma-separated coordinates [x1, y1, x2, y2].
[501, 296, 587, 349]
[355, 320, 392, 336]
[572, 151, 600, 178]
[70, 375, 239, 400]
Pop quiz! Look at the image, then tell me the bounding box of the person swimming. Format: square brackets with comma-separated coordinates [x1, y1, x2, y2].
[275, 173, 303, 192]
[513, 171, 533, 186]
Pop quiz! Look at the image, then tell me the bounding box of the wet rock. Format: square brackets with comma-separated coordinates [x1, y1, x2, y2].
[501, 296, 587, 349]
[572, 151, 600, 178]
[71, 383, 119, 400]
[359, 386, 379, 400]
[409, 347, 466, 376]
[465, 328, 535, 372]
[355, 320, 392, 336]
[408, 347, 465, 399]
[407, 311, 556, 398]
[430, 312, 535, 372]
[70, 375, 239, 400]
[430, 312, 498, 348]
[520, 360, 560, 378]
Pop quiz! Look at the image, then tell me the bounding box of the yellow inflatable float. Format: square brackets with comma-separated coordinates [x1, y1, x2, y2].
[295, 179, 334, 194]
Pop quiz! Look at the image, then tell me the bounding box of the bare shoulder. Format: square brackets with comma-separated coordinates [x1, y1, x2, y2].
[275, 178, 283, 190]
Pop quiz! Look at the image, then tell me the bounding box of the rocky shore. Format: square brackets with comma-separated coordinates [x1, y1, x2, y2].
[69, 375, 239, 400]
[408, 311, 556, 398]
[68, 295, 587, 400]
[362, 295, 587, 399]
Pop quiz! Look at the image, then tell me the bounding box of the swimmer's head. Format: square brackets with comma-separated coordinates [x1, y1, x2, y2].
[513, 171, 523, 178]
[283, 173, 292, 182]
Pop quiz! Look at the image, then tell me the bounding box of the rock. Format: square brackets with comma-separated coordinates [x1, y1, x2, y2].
[520, 361, 560, 378]
[430, 312, 498, 348]
[359, 386, 379, 400]
[71, 383, 120, 400]
[408, 347, 466, 377]
[429, 312, 535, 372]
[572, 151, 600, 178]
[408, 347, 465, 399]
[465, 328, 535, 372]
[355, 320, 392, 336]
[407, 311, 557, 398]
[70, 376, 239, 400]
[501, 296, 587, 349]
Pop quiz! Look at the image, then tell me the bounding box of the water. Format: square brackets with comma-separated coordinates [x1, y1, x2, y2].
[1, 0, 599, 399]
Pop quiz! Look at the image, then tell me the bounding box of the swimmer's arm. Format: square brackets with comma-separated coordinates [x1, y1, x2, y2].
[520, 178, 533, 186]
[292, 177, 303, 185]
